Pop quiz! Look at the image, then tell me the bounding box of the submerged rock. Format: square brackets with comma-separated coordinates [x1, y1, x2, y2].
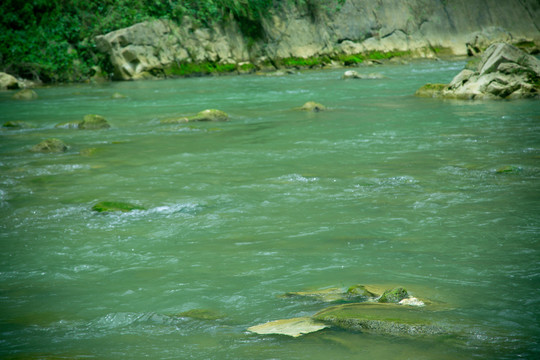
[176, 309, 224, 320]
[299, 101, 326, 112]
[12, 89, 38, 100]
[111, 92, 127, 99]
[91, 201, 145, 213]
[283, 287, 350, 303]
[313, 303, 446, 336]
[248, 317, 329, 337]
[31, 138, 68, 153]
[416, 43, 540, 99]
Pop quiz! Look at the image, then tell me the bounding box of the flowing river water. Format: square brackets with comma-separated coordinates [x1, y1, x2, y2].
[0, 60, 539, 359]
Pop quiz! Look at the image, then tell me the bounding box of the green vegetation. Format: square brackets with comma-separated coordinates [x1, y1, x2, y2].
[165, 61, 237, 77]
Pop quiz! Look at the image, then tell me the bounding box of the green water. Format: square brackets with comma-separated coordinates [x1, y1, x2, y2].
[0, 61, 539, 359]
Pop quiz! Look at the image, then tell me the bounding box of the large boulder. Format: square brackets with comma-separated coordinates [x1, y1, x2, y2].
[416, 43, 540, 100]
[0, 72, 19, 90]
[31, 138, 67, 153]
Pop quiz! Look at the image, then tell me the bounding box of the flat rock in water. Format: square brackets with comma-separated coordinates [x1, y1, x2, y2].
[248, 317, 329, 337]
[314, 303, 447, 336]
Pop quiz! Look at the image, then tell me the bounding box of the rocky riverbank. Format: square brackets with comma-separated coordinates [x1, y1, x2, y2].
[1, 0, 539, 85]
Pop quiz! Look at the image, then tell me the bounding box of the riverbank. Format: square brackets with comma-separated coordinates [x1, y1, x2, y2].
[1, 0, 539, 85]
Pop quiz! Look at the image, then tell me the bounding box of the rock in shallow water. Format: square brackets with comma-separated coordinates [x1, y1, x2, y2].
[91, 201, 145, 213]
[248, 317, 330, 337]
[31, 138, 67, 153]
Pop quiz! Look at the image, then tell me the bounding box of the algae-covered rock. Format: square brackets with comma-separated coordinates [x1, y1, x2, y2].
[91, 201, 145, 213]
[314, 303, 446, 336]
[346, 284, 378, 299]
[79, 114, 111, 129]
[496, 165, 522, 174]
[378, 287, 409, 303]
[12, 89, 38, 100]
[189, 109, 229, 122]
[414, 83, 448, 98]
[3, 121, 34, 129]
[248, 317, 329, 337]
[176, 309, 224, 320]
[299, 101, 326, 112]
[31, 138, 67, 153]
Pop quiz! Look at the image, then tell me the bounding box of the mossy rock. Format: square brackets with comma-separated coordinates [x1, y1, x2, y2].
[31, 138, 67, 153]
[414, 83, 448, 98]
[378, 287, 409, 303]
[189, 109, 229, 122]
[12, 89, 38, 100]
[3, 121, 34, 129]
[299, 101, 326, 112]
[79, 114, 110, 129]
[176, 309, 224, 321]
[91, 201, 145, 213]
[314, 303, 446, 336]
[346, 284, 378, 299]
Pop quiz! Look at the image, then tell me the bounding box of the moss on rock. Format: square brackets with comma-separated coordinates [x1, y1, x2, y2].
[414, 83, 448, 98]
[12, 89, 38, 100]
[299, 101, 326, 112]
[79, 114, 111, 129]
[31, 138, 67, 153]
[378, 287, 409, 303]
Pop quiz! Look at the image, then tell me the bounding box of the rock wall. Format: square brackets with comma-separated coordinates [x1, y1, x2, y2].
[95, 0, 540, 80]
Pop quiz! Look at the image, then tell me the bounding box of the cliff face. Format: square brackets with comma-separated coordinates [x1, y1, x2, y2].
[95, 0, 540, 80]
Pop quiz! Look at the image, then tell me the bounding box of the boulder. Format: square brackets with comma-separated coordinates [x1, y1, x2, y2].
[0, 72, 19, 90]
[31, 138, 67, 153]
[91, 201, 145, 213]
[416, 43, 540, 100]
[12, 89, 38, 100]
[465, 27, 513, 56]
[79, 114, 111, 129]
[299, 101, 326, 112]
[248, 317, 329, 337]
[313, 303, 447, 336]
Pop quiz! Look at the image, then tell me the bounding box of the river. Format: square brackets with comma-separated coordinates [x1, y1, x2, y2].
[1, 60, 539, 359]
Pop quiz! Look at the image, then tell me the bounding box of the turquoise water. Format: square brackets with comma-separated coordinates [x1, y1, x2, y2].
[0, 60, 539, 359]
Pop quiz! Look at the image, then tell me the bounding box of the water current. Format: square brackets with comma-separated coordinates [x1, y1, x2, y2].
[1, 60, 539, 359]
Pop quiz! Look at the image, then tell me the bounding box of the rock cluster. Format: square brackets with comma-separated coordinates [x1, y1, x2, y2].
[416, 43, 540, 100]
